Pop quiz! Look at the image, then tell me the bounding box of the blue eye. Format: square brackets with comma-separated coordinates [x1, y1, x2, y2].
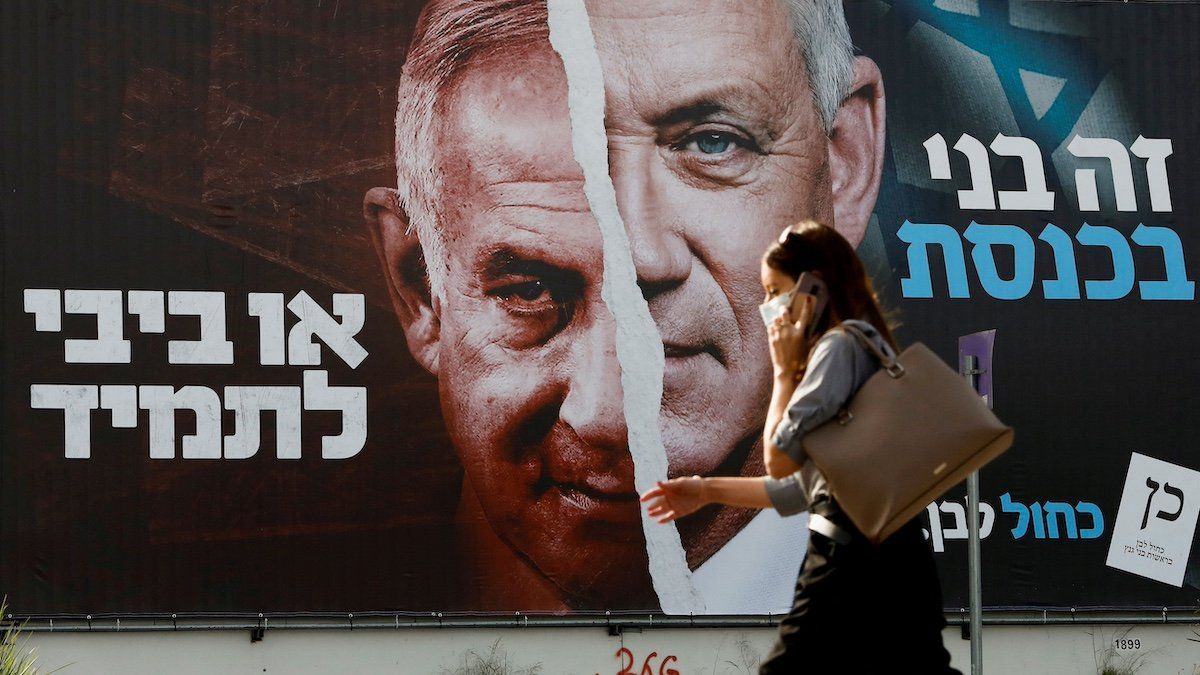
[694, 133, 733, 155]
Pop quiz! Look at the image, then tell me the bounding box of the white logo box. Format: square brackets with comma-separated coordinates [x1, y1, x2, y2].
[1106, 452, 1200, 587]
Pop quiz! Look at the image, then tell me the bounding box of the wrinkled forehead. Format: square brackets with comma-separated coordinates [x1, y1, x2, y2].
[583, 0, 803, 111]
[436, 42, 581, 212]
[583, 0, 794, 50]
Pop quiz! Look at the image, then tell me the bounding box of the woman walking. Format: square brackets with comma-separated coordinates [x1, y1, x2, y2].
[641, 220, 960, 673]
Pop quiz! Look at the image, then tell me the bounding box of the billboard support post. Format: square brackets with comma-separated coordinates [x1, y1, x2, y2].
[966, 469, 982, 674]
[959, 330, 996, 675]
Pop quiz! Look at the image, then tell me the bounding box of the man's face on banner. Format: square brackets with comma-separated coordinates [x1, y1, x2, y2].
[368, 0, 883, 607]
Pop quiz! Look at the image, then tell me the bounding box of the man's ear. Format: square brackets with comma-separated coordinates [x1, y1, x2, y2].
[827, 56, 886, 248]
[363, 187, 440, 376]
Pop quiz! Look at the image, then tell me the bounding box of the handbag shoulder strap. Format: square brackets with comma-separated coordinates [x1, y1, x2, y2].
[835, 322, 905, 378]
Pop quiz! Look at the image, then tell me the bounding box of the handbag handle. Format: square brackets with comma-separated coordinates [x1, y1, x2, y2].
[837, 323, 906, 379]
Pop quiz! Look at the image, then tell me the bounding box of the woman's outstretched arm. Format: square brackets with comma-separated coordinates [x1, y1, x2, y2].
[640, 476, 772, 524]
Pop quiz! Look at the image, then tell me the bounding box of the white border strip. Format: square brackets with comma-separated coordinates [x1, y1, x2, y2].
[546, 0, 704, 614]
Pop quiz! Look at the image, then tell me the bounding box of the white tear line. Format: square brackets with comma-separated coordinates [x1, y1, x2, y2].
[546, 0, 704, 615]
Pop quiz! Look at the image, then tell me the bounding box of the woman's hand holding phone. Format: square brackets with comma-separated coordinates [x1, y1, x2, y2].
[768, 293, 817, 381]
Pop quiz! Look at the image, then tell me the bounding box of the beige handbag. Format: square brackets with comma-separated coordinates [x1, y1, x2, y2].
[802, 324, 1014, 545]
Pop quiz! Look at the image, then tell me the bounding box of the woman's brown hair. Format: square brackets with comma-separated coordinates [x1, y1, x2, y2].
[763, 220, 898, 351]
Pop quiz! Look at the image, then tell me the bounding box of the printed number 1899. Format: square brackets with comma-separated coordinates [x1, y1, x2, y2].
[1113, 638, 1141, 650]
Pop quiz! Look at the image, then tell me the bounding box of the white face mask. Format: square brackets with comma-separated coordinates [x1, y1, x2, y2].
[758, 282, 800, 328]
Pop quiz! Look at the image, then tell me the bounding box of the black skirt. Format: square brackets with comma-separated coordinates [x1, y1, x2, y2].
[759, 500, 962, 674]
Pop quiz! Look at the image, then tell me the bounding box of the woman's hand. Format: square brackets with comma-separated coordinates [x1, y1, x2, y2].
[768, 294, 816, 380]
[640, 476, 708, 524]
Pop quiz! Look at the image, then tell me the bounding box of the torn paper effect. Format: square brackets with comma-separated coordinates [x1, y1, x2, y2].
[546, 0, 705, 614]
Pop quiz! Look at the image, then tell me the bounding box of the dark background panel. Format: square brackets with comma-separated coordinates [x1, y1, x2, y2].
[1, 0, 461, 614]
[848, 0, 1200, 607]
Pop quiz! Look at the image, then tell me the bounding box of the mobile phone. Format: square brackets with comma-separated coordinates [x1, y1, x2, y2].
[789, 272, 829, 335]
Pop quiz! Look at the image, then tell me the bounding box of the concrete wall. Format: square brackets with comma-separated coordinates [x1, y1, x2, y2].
[18, 624, 1200, 674]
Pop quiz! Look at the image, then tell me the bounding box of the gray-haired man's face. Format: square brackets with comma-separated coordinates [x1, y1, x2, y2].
[373, 0, 883, 607]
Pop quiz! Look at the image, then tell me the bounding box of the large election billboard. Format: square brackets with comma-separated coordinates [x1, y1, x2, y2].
[3, 0, 1199, 617]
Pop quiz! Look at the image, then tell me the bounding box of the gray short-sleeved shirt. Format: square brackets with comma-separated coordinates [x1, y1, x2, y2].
[763, 319, 896, 517]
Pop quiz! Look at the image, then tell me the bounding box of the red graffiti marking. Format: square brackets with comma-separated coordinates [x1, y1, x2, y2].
[605, 647, 680, 675]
